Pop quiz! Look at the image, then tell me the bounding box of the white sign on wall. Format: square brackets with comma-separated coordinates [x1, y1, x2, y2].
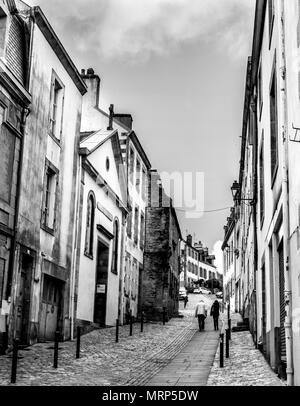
[96, 284, 106, 294]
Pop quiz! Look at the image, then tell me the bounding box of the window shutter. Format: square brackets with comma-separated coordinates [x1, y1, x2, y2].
[60, 94, 65, 139]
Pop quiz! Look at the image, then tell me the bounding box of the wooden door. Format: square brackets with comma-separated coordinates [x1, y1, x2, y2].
[15, 254, 33, 344]
[94, 241, 109, 326]
[40, 275, 63, 341]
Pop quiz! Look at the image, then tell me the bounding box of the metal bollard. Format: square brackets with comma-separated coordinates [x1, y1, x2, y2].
[219, 333, 224, 368]
[225, 328, 230, 358]
[116, 319, 119, 343]
[228, 319, 232, 340]
[11, 339, 20, 384]
[53, 331, 59, 368]
[141, 312, 144, 333]
[76, 326, 81, 359]
[129, 312, 133, 336]
[163, 307, 166, 325]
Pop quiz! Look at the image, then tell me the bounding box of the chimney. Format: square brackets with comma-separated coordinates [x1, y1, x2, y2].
[113, 114, 133, 131]
[187, 234, 192, 247]
[107, 104, 114, 130]
[81, 67, 101, 109]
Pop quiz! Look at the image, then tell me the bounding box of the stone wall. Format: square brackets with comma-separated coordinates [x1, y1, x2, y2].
[142, 189, 181, 321]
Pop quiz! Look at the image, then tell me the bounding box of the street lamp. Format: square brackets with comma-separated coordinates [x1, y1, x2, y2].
[231, 180, 254, 205]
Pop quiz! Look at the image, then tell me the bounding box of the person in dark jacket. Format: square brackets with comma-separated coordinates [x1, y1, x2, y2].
[184, 294, 188, 309]
[210, 300, 220, 331]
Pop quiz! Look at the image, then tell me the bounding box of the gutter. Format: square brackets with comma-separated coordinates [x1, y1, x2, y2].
[69, 155, 82, 341]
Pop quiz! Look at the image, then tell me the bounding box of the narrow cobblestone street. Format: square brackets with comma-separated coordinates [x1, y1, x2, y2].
[0, 295, 207, 386]
[0, 295, 286, 387]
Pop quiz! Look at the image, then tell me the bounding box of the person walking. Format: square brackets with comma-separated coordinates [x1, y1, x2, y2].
[184, 294, 188, 309]
[195, 300, 207, 331]
[210, 299, 220, 331]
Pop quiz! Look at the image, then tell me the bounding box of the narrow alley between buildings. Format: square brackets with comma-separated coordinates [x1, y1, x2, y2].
[0, 294, 283, 387]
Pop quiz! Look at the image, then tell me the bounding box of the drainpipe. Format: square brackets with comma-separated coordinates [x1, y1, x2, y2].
[118, 214, 127, 324]
[279, 0, 293, 386]
[250, 95, 259, 348]
[70, 155, 82, 341]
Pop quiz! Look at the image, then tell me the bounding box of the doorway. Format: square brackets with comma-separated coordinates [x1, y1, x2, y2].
[137, 265, 143, 317]
[94, 240, 109, 326]
[15, 253, 33, 344]
[39, 275, 63, 341]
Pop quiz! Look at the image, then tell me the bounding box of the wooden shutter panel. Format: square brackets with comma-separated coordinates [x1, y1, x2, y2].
[278, 243, 286, 361]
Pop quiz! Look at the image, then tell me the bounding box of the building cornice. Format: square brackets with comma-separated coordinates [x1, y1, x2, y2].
[250, 0, 267, 90]
[128, 131, 152, 169]
[33, 6, 87, 95]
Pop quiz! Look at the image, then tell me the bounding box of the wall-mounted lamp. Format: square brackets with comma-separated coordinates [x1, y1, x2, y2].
[231, 181, 254, 205]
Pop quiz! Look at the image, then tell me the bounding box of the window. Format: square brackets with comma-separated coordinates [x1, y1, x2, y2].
[127, 208, 132, 239]
[41, 161, 59, 232]
[49, 73, 64, 141]
[0, 258, 5, 303]
[140, 212, 145, 250]
[258, 65, 263, 118]
[270, 65, 278, 182]
[0, 104, 5, 124]
[134, 206, 139, 245]
[111, 219, 119, 274]
[0, 104, 15, 204]
[84, 192, 95, 257]
[259, 133, 265, 226]
[129, 148, 134, 184]
[142, 168, 147, 201]
[106, 157, 110, 171]
[136, 158, 141, 193]
[268, 0, 275, 43]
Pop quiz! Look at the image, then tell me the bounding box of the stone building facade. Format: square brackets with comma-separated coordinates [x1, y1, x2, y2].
[75, 128, 127, 331]
[79, 68, 152, 325]
[0, 0, 31, 353]
[0, 1, 87, 349]
[122, 131, 151, 323]
[224, 0, 300, 386]
[142, 170, 182, 321]
[181, 235, 218, 290]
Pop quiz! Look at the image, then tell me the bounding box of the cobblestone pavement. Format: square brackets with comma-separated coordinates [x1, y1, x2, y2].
[147, 313, 219, 386]
[0, 296, 212, 386]
[207, 313, 286, 386]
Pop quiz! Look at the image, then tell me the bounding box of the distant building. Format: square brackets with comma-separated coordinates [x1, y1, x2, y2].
[180, 235, 218, 290]
[142, 170, 182, 321]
